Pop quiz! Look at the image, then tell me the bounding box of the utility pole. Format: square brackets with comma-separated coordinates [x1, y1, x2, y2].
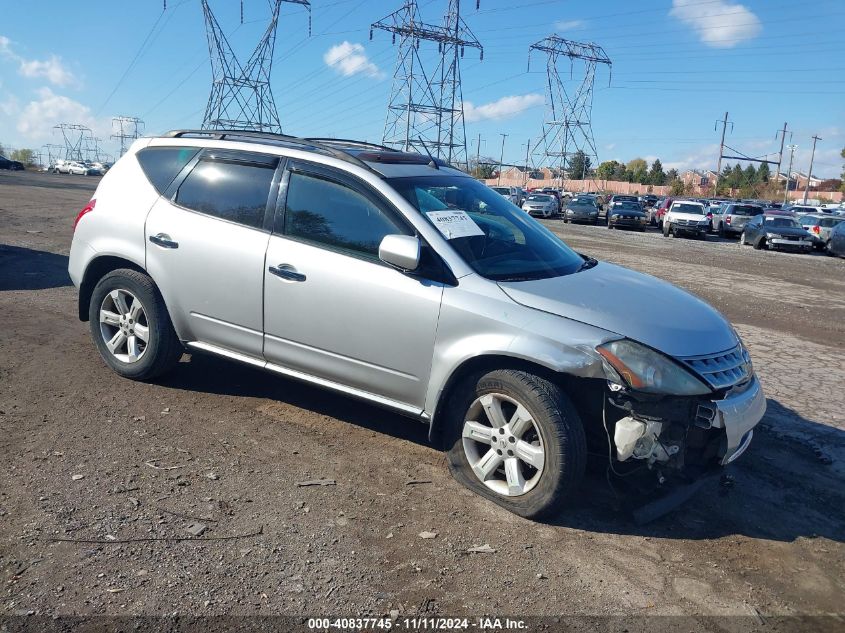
[111, 116, 144, 157]
[475, 132, 482, 177]
[783, 144, 797, 205]
[803, 135, 821, 203]
[715, 111, 731, 187]
[497, 132, 507, 186]
[774, 122, 790, 186]
[523, 138, 531, 188]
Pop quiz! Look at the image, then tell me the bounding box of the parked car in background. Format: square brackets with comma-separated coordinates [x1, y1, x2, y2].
[538, 187, 561, 208]
[740, 214, 813, 253]
[640, 194, 658, 209]
[711, 203, 764, 237]
[491, 186, 521, 206]
[797, 214, 845, 251]
[563, 197, 599, 224]
[827, 220, 845, 257]
[521, 193, 558, 218]
[663, 201, 709, 239]
[67, 161, 95, 176]
[790, 204, 828, 215]
[607, 200, 647, 231]
[654, 197, 674, 229]
[0, 154, 25, 170]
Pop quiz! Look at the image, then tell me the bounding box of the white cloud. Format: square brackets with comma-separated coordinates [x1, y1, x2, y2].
[16, 87, 108, 142]
[554, 19, 585, 31]
[0, 34, 78, 87]
[323, 41, 383, 79]
[463, 94, 544, 123]
[669, 0, 761, 48]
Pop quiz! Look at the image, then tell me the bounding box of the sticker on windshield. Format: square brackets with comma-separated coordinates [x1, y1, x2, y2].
[426, 210, 485, 239]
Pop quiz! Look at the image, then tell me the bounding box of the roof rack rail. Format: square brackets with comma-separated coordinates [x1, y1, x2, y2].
[161, 129, 373, 171]
[303, 138, 399, 153]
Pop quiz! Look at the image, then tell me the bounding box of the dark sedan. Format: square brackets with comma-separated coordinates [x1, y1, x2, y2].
[607, 201, 648, 231]
[740, 214, 814, 253]
[563, 198, 600, 224]
[0, 155, 24, 170]
[828, 220, 845, 258]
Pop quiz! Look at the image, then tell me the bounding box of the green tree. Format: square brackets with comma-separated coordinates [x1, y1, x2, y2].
[647, 159, 665, 185]
[626, 158, 648, 183]
[666, 168, 679, 182]
[612, 162, 627, 181]
[567, 150, 591, 180]
[743, 163, 757, 184]
[596, 160, 619, 180]
[730, 164, 744, 189]
[10, 149, 35, 166]
[670, 179, 685, 196]
[757, 162, 770, 183]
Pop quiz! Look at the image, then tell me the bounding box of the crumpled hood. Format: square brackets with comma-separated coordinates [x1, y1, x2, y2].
[498, 262, 738, 358]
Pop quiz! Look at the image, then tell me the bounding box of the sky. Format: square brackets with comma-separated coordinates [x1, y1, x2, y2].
[1, 0, 844, 177]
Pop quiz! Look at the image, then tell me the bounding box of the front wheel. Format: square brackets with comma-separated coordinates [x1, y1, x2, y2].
[88, 269, 183, 380]
[753, 237, 766, 250]
[445, 369, 586, 519]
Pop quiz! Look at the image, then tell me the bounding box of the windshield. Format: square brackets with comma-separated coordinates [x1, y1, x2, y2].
[672, 203, 704, 214]
[731, 204, 763, 216]
[389, 175, 585, 282]
[763, 217, 799, 228]
[568, 202, 596, 210]
[614, 196, 637, 203]
[614, 201, 641, 211]
[526, 195, 551, 202]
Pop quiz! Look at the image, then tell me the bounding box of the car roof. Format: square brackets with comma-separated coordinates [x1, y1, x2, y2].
[157, 129, 467, 179]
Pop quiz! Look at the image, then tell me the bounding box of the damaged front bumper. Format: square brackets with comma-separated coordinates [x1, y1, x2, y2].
[705, 375, 766, 464]
[610, 374, 766, 472]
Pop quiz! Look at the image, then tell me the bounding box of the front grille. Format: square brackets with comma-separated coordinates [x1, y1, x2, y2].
[680, 345, 751, 390]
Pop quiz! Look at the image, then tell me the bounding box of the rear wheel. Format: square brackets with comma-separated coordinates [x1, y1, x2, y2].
[88, 269, 183, 380]
[445, 369, 586, 519]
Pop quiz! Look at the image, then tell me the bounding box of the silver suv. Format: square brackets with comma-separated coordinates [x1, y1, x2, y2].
[69, 130, 765, 518]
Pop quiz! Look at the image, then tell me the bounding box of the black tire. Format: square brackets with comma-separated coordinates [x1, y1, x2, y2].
[740, 231, 747, 245]
[88, 268, 183, 380]
[753, 237, 765, 250]
[444, 369, 586, 519]
[718, 224, 725, 237]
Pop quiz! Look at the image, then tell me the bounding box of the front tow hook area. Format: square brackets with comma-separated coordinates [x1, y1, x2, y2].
[631, 470, 722, 525]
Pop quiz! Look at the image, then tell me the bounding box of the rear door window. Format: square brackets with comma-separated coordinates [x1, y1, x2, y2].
[136, 146, 200, 194]
[175, 154, 278, 229]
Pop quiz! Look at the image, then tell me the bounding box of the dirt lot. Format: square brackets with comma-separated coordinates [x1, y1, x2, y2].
[1, 170, 844, 627]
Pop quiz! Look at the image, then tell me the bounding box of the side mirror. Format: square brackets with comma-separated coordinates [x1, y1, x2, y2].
[379, 234, 420, 271]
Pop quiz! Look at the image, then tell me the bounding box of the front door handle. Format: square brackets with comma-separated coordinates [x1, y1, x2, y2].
[268, 264, 306, 282]
[149, 233, 179, 249]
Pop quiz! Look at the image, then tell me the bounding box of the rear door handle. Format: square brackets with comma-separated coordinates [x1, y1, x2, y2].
[149, 233, 179, 249]
[268, 264, 306, 282]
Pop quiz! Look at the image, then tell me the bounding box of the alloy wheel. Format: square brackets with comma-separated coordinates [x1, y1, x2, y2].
[462, 393, 545, 497]
[99, 289, 149, 363]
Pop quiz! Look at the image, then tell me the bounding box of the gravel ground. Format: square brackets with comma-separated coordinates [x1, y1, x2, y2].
[1, 171, 843, 627]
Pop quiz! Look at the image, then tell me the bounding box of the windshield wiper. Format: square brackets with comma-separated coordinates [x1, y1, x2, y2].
[577, 256, 598, 272]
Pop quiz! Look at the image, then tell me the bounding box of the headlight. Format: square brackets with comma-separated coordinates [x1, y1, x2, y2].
[766, 232, 778, 239]
[596, 339, 711, 396]
[590, 210, 597, 215]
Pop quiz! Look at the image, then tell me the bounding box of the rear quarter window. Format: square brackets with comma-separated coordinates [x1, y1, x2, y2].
[136, 146, 200, 194]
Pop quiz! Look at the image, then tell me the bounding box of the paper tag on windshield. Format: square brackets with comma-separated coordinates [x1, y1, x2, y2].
[426, 210, 485, 239]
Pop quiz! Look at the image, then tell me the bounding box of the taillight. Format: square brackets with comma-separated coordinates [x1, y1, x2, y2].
[812, 226, 820, 234]
[73, 199, 95, 231]
[726, 216, 731, 224]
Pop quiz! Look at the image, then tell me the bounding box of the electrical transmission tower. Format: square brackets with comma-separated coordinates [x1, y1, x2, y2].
[528, 36, 611, 188]
[371, 0, 482, 164]
[201, 0, 311, 133]
[54, 124, 91, 161]
[112, 116, 145, 157]
[42, 144, 65, 166]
